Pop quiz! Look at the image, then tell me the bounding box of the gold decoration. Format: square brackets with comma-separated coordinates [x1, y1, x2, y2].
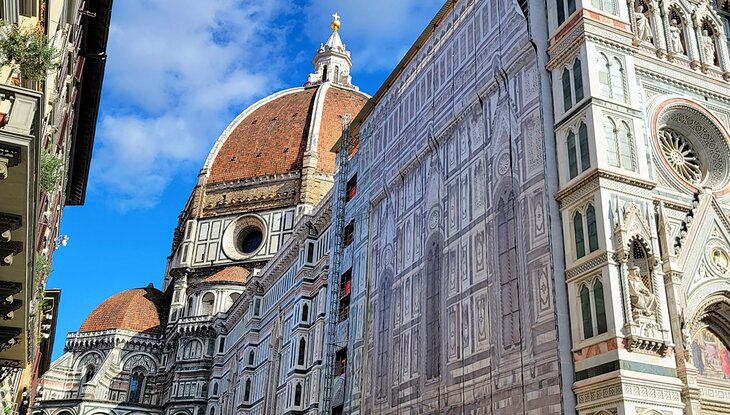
[331, 13, 341, 31]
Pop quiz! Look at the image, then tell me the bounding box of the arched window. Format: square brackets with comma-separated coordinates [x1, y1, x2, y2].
[201, 292, 215, 315]
[578, 122, 590, 173]
[301, 304, 309, 322]
[580, 285, 593, 338]
[497, 192, 520, 350]
[210, 407, 215, 415]
[610, 58, 625, 102]
[557, 0, 576, 24]
[322, 65, 329, 82]
[567, 131, 578, 179]
[128, 368, 146, 403]
[83, 364, 96, 383]
[605, 118, 635, 170]
[598, 54, 611, 97]
[425, 234, 442, 380]
[586, 204, 599, 252]
[593, 280, 607, 334]
[187, 296, 195, 316]
[183, 340, 202, 360]
[574, 212, 585, 259]
[572, 59, 584, 102]
[618, 121, 634, 170]
[297, 338, 306, 366]
[334, 65, 340, 83]
[591, 0, 616, 14]
[213, 382, 218, 396]
[574, 204, 599, 259]
[579, 279, 608, 339]
[294, 382, 302, 406]
[243, 378, 252, 402]
[248, 350, 255, 366]
[562, 68, 573, 111]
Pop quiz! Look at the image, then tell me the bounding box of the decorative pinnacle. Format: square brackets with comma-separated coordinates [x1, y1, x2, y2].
[331, 12, 341, 31]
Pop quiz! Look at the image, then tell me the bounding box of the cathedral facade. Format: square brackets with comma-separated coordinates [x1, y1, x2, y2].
[33, 0, 730, 414]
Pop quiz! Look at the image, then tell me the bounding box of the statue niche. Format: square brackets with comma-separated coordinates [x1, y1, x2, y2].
[627, 240, 658, 320]
[634, 2, 653, 44]
[627, 266, 659, 318]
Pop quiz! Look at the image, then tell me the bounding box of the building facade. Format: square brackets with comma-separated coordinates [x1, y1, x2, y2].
[0, 1, 112, 414]
[36, 1, 730, 414]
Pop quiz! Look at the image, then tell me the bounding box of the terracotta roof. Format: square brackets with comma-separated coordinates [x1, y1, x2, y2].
[317, 86, 369, 172]
[79, 287, 168, 335]
[209, 88, 316, 183]
[208, 85, 367, 184]
[203, 266, 251, 284]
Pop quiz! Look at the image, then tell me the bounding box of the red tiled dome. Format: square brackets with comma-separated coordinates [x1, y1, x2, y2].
[207, 84, 368, 184]
[80, 287, 168, 335]
[203, 266, 250, 284]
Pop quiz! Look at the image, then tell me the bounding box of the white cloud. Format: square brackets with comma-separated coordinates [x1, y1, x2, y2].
[90, 0, 445, 210]
[91, 0, 289, 209]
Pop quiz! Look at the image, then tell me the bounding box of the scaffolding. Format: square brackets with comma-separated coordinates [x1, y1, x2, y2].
[321, 114, 352, 415]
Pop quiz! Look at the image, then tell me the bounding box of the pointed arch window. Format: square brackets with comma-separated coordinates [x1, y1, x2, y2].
[425, 234, 442, 380]
[294, 383, 303, 406]
[243, 378, 251, 402]
[574, 212, 585, 259]
[557, 0, 576, 25]
[301, 304, 309, 322]
[579, 122, 590, 172]
[567, 131, 578, 179]
[574, 204, 599, 259]
[605, 118, 635, 171]
[562, 68, 573, 111]
[573, 59, 584, 102]
[128, 368, 146, 403]
[183, 340, 202, 360]
[598, 54, 627, 102]
[591, 0, 617, 14]
[213, 382, 218, 396]
[334, 65, 340, 83]
[610, 58, 626, 102]
[83, 364, 96, 383]
[210, 408, 215, 415]
[248, 350, 255, 366]
[567, 123, 590, 180]
[579, 278, 608, 339]
[297, 338, 306, 366]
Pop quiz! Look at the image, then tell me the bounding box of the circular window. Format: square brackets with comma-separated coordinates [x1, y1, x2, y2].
[659, 129, 702, 184]
[238, 226, 263, 254]
[653, 101, 730, 193]
[221, 215, 267, 260]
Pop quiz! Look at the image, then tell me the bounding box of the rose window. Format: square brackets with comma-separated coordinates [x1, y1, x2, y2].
[659, 129, 702, 184]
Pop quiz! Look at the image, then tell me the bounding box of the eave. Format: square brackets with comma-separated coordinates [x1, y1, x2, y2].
[65, 0, 113, 205]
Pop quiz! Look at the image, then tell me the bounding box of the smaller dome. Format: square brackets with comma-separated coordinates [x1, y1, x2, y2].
[80, 287, 168, 335]
[203, 266, 251, 284]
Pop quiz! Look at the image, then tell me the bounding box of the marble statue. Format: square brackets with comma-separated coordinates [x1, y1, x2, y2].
[702, 30, 716, 65]
[670, 20, 685, 55]
[635, 5, 652, 42]
[627, 266, 658, 318]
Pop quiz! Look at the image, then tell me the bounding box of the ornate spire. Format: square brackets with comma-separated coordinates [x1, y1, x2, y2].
[306, 13, 357, 90]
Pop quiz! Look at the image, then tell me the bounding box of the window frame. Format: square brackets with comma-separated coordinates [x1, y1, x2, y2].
[577, 277, 609, 340]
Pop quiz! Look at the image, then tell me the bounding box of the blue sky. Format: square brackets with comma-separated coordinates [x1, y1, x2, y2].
[49, 0, 444, 359]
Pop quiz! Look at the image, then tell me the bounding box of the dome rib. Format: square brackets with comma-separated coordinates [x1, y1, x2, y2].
[205, 84, 368, 185]
[79, 287, 168, 335]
